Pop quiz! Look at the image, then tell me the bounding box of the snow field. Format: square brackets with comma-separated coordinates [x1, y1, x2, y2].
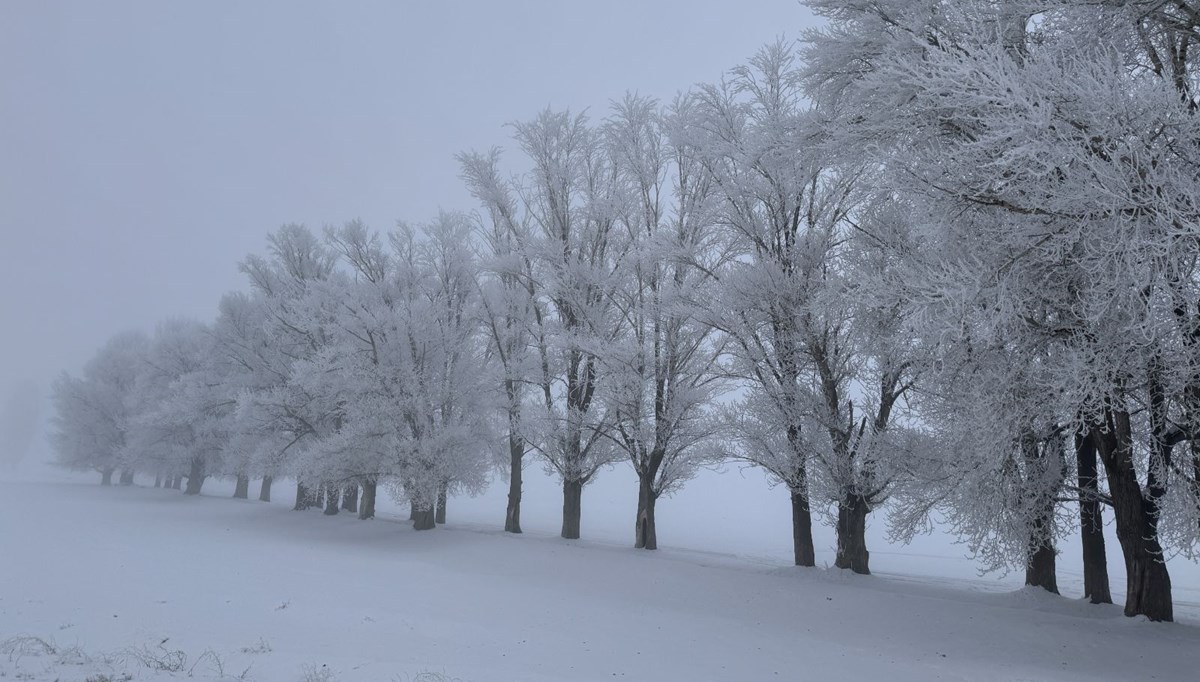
[2, 475, 1198, 681]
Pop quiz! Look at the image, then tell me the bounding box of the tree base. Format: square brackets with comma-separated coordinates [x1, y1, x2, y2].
[413, 509, 436, 530]
[834, 494, 870, 575]
[358, 480, 376, 520]
[561, 479, 583, 539]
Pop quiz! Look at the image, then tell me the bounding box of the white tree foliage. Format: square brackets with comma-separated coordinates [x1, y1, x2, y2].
[51, 331, 149, 482]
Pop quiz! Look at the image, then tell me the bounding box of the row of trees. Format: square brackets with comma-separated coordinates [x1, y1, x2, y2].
[52, 0, 1200, 622]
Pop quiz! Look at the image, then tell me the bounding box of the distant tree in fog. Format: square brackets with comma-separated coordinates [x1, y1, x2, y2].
[236, 224, 339, 511]
[287, 216, 495, 529]
[50, 331, 149, 484]
[124, 319, 223, 495]
[211, 290, 282, 500]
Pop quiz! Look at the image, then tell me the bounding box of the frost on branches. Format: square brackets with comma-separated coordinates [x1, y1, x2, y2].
[806, 0, 1200, 620]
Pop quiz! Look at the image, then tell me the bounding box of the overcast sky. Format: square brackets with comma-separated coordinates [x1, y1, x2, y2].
[0, 1, 816, 441]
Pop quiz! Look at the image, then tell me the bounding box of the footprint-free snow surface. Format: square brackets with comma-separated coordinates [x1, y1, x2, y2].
[2, 479, 1198, 681]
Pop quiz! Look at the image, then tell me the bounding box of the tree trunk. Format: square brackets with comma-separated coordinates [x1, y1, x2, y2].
[100, 468, 114, 486]
[1076, 430, 1112, 604]
[323, 483, 340, 515]
[233, 475, 249, 499]
[413, 507, 436, 530]
[505, 428, 523, 533]
[785, 425, 816, 567]
[259, 476, 272, 502]
[634, 475, 658, 550]
[1020, 433, 1060, 594]
[118, 469, 134, 485]
[409, 500, 417, 521]
[153, 474, 162, 488]
[561, 478, 583, 539]
[171, 475, 182, 490]
[358, 479, 376, 520]
[834, 492, 870, 574]
[341, 484, 358, 513]
[1095, 409, 1173, 621]
[435, 483, 447, 524]
[183, 460, 205, 495]
[293, 482, 312, 511]
[790, 487, 816, 567]
[1025, 524, 1058, 594]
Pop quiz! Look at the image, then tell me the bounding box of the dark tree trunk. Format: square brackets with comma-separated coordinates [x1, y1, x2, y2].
[790, 487, 816, 567]
[293, 482, 312, 511]
[435, 483, 447, 524]
[358, 479, 376, 520]
[341, 484, 358, 513]
[412, 507, 436, 530]
[1095, 409, 1173, 621]
[153, 474, 162, 488]
[171, 475, 182, 490]
[1076, 430, 1112, 604]
[785, 425, 816, 567]
[634, 475, 659, 550]
[834, 492, 870, 574]
[100, 468, 114, 486]
[505, 428, 523, 533]
[1025, 523, 1058, 594]
[118, 469, 134, 485]
[183, 460, 205, 495]
[409, 500, 417, 521]
[561, 478, 583, 539]
[1021, 433, 1060, 594]
[312, 485, 325, 509]
[323, 483, 340, 515]
[259, 476, 272, 502]
[233, 475, 249, 499]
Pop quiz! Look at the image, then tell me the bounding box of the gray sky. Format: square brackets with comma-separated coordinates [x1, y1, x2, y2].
[0, 1, 815, 432]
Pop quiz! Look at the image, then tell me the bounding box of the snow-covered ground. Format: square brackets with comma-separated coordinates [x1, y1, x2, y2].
[2, 467, 1199, 681]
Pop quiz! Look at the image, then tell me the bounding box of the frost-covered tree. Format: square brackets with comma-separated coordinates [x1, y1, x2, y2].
[212, 291, 287, 501]
[460, 148, 540, 534]
[692, 41, 875, 568]
[124, 319, 221, 495]
[388, 215, 495, 527]
[237, 224, 339, 511]
[818, 197, 921, 575]
[600, 93, 729, 549]
[51, 330, 149, 484]
[805, 0, 1200, 618]
[463, 110, 625, 539]
[289, 216, 494, 530]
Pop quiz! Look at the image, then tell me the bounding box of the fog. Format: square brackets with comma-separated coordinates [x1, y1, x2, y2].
[0, 0, 814, 466]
